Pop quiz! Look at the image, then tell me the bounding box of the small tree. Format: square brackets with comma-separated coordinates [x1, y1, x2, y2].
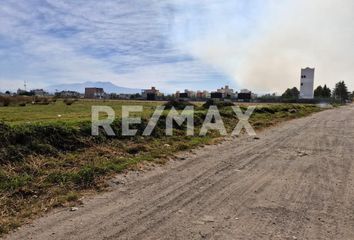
[333, 81, 349, 103]
[259, 93, 279, 100]
[130, 93, 141, 100]
[314, 86, 323, 98]
[322, 85, 331, 98]
[314, 84, 331, 98]
[18, 91, 34, 96]
[282, 87, 299, 99]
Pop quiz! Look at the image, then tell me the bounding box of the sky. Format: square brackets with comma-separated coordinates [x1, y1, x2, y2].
[0, 0, 353, 94]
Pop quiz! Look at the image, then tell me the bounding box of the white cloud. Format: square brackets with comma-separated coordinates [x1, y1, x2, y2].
[171, 0, 354, 93]
[1, 0, 225, 91]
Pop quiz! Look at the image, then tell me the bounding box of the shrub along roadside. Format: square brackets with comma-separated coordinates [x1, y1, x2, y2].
[0, 104, 322, 235]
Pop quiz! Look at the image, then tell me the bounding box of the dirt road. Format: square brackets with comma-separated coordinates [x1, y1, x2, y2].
[4, 105, 354, 240]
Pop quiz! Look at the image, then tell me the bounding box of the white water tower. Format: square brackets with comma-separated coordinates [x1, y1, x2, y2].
[299, 68, 315, 99]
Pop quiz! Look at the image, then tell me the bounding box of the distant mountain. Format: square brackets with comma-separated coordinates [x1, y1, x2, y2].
[46, 81, 141, 94]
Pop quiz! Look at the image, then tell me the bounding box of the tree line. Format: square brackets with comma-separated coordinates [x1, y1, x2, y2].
[282, 81, 353, 103]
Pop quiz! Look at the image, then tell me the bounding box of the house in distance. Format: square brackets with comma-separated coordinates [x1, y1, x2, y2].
[85, 87, 105, 99]
[238, 89, 253, 102]
[217, 85, 236, 99]
[142, 87, 163, 100]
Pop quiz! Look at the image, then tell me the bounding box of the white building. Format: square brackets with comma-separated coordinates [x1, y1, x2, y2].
[184, 89, 196, 98]
[31, 89, 48, 96]
[202, 90, 211, 98]
[300, 68, 315, 99]
[217, 85, 235, 98]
